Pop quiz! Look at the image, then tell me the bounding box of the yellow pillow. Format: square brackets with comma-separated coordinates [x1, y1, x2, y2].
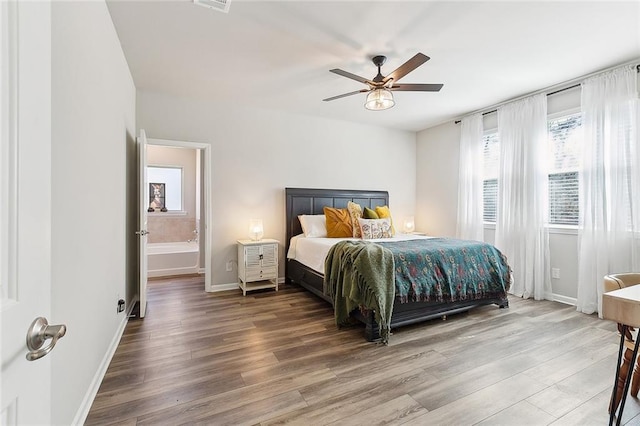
[347, 201, 363, 238]
[375, 205, 395, 235]
[323, 207, 353, 238]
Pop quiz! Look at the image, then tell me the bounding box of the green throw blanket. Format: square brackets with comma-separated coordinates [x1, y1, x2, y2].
[324, 240, 395, 344]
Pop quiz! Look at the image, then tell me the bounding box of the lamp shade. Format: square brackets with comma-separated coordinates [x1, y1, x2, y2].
[249, 219, 264, 241]
[364, 88, 395, 111]
[403, 216, 415, 233]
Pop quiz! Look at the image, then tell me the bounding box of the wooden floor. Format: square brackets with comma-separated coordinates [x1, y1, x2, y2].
[86, 276, 640, 425]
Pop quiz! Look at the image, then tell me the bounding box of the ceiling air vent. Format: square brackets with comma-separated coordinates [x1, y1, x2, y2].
[193, 0, 231, 13]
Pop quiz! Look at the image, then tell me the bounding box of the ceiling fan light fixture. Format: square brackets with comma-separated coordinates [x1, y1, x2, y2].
[324, 53, 441, 107]
[365, 88, 395, 111]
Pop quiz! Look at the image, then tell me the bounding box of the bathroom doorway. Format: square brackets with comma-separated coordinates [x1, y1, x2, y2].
[146, 145, 200, 278]
[143, 136, 212, 292]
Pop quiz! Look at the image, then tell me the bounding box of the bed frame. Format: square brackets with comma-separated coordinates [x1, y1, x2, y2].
[285, 187, 509, 341]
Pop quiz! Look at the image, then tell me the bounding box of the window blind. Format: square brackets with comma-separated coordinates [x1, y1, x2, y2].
[548, 114, 582, 225]
[482, 132, 499, 222]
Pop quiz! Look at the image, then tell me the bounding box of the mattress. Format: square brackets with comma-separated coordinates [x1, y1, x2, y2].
[287, 233, 432, 274]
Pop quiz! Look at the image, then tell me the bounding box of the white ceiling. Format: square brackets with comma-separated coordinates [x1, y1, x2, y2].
[106, 0, 640, 132]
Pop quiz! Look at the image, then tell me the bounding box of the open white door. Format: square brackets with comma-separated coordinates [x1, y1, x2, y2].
[1, 1, 60, 424]
[137, 130, 149, 318]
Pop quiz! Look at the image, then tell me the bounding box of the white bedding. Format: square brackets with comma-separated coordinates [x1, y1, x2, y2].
[287, 233, 433, 274]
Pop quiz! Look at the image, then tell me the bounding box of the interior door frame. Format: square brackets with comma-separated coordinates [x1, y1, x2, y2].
[137, 130, 149, 318]
[146, 137, 212, 291]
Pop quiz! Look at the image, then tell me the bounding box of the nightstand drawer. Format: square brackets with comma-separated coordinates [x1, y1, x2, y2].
[245, 266, 277, 281]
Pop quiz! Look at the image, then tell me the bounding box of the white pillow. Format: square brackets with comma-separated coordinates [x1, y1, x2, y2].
[358, 218, 392, 240]
[298, 214, 327, 238]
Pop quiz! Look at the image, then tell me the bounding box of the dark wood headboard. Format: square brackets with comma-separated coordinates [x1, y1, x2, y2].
[284, 187, 389, 264]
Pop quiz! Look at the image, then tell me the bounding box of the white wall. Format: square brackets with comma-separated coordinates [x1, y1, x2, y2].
[416, 121, 461, 237]
[137, 91, 416, 287]
[416, 87, 582, 302]
[51, 2, 136, 424]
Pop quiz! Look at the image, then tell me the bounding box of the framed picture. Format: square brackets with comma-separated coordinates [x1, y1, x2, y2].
[149, 183, 165, 210]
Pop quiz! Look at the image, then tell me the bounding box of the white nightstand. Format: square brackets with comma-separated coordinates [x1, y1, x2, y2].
[237, 239, 279, 296]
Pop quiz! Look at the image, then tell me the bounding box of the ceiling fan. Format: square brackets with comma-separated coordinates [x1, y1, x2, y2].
[323, 52, 443, 111]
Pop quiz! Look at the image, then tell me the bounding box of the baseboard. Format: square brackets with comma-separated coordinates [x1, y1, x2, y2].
[148, 266, 199, 278]
[72, 300, 135, 425]
[547, 292, 577, 306]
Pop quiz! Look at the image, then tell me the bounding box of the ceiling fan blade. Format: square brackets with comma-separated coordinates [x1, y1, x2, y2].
[323, 89, 369, 102]
[384, 53, 430, 83]
[329, 69, 372, 85]
[390, 83, 443, 92]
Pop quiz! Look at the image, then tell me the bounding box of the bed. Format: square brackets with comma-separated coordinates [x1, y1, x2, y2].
[285, 187, 510, 342]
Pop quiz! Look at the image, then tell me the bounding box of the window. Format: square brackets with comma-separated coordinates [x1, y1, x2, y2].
[547, 113, 582, 226]
[481, 112, 583, 226]
[147, 166, 183, 211]
[482, 132, 499, 223]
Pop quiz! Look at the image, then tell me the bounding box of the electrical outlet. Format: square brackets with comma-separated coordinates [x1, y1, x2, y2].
[551, 268, 561, 279]
[226, 261, 233, 272]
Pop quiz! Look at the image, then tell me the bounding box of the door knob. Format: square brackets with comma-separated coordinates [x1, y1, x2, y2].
[25, 317, 67, 361]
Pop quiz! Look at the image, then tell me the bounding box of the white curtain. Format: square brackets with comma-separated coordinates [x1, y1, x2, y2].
[495, 93, 550, 300]
[456, 113, 484, 241]
[577, 65, 639, 316]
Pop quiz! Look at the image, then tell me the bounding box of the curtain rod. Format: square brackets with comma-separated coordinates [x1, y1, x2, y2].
[454, 62, 640, 125]
[453, 83, 580, 124]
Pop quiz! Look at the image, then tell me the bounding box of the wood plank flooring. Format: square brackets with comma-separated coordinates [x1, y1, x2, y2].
[86, 276, 640, 425]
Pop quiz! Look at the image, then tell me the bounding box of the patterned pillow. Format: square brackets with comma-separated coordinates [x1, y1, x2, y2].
[358, 218, 392, 240]
[375, 205, 395, 236]
[323, 207, 353, 238]
[347, 201, 363, 238]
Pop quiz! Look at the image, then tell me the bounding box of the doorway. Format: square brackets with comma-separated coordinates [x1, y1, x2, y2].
[146, 145, 202, 278]
[138, 135, 213, 317]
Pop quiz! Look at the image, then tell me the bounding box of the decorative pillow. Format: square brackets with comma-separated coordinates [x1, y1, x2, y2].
[358, 218, 392, 240]
[298, 214, 327, 238]
[323, 207, 353, 238]
[363, 207, 379, 219]
[347, 201, 363, 238]
[375, 205, 395, 235]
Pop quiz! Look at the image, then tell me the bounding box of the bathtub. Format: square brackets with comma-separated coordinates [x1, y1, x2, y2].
[147, 241, 200, 278]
